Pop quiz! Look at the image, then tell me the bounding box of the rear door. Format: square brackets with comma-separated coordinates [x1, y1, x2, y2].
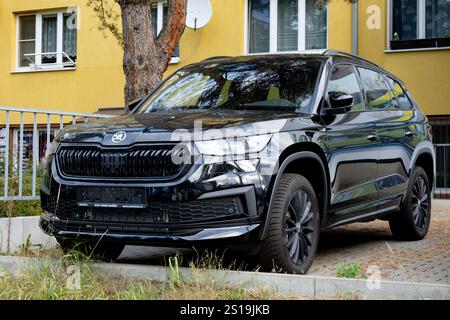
[356, 67, 413, 212]
[320, 64, 380, 227]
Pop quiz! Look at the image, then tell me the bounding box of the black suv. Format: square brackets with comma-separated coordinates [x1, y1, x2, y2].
[40, 50, 435, 274]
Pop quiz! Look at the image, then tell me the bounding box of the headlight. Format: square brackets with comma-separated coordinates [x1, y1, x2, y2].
[194, 134, 272, 156]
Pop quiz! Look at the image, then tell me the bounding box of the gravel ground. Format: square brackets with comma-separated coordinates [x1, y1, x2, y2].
[118, 200, 449, 285]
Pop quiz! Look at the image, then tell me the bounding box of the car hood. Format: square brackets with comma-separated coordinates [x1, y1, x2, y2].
[60, 109, 313, 145]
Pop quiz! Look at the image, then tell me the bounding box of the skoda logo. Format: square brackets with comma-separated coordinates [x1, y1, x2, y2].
[111, 131, 127, 143]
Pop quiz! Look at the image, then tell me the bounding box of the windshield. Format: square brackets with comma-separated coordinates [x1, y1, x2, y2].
[137, 58, 322, 113]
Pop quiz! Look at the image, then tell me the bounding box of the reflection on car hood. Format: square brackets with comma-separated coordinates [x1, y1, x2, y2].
[60, 109, 315, 144]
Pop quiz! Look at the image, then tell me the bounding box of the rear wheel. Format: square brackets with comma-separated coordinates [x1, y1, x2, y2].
[259, 174, 320, 274]
[389, 166, 431, 240]
[57, 239, 125, 261]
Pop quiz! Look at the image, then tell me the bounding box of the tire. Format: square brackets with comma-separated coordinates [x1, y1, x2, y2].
[259, 174, 320, 274]
[389, 166, 431, 240]
[57, 239, 125, 261]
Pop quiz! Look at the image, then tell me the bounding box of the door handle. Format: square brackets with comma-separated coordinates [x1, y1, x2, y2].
[366, 134, 377, 141]
[405, 131, 415, 137]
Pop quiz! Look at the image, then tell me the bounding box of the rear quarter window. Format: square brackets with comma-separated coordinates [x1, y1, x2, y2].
[357, 67, 395, 110]
[386, 77, 414, 110]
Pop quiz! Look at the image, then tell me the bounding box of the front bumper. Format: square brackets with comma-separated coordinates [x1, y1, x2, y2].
[40, 211, 261, 247]
[40, 156, 269, 247]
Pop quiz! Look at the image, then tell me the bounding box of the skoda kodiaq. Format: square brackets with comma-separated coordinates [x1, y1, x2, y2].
[40, 51, 435, 274]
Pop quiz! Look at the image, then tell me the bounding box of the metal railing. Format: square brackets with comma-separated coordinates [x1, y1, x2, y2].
[434, 143, 450, 199]
[1, 106, 447, 202]
[0, 106, 114, 201]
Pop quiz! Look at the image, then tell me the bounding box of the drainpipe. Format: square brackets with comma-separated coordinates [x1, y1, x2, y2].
[352, 1, 358, 55]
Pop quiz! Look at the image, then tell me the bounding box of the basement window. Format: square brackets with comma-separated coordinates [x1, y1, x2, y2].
[151, 1, 179, 63]
[11, 128, 57, 170]
[16, 10, 77, 72]
[389, 0, 450, 50]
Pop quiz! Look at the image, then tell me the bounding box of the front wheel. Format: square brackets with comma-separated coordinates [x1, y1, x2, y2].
[389, 166, 432, 240]
[259, 174, 320, 274]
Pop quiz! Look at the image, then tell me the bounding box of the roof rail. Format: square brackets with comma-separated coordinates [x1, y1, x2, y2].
[322, 50, 380, 68]
[202, 56, 232, 61]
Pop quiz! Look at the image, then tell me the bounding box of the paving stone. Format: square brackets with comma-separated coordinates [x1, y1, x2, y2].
[309, 202, 449, 284]
[118, 201, 449, 285]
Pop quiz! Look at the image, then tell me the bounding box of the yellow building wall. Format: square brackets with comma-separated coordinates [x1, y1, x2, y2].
[0, 0, 353, 123]
[0, 0, 447, 124]
[0, 0, 251, 124]
[327, 0, 352, 52]
[358, 0, 450, 116]
[0, 0, 124, 118]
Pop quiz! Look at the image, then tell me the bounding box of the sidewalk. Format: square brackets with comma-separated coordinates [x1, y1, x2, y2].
[308, 200, 449, 284]
[119, 200, 449, 285]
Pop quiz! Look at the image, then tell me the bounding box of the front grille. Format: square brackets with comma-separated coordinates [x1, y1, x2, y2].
[56, 145, 183, 179]
[43, 194, 246, 227]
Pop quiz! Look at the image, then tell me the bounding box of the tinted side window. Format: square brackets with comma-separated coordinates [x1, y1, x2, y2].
[386, 77, 413, 110]
[326, 64, 365, 111]
[357, 67, 394, 110]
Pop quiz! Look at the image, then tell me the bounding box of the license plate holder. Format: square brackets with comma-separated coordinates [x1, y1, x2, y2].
[76, 187, 147, 209]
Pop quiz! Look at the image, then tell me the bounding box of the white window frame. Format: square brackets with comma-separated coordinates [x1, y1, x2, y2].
[16, 10, 77, 72]
[153, 1, 180, 64]
[386, 0, 450, 51]
[244, 0, 328, 54]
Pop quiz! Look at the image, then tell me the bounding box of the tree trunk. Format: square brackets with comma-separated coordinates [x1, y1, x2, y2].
[117, 0, 187, 106]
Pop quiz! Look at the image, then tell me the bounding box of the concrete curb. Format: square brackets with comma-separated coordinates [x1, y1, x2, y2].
[0, 255, 448, 300]
[0, 216, 57, 254]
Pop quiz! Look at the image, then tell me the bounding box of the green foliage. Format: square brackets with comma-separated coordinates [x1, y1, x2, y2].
[315, 0, 357, 10]
[18, 234, 43, 255]
[87, 0, 123, 47]
[336, 263, 365, 279]
[167, 254, 183, 288]
[0, 166, 44, 218]
[18, 235, 32, 255]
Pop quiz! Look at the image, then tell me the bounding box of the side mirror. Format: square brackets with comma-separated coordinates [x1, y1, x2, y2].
[126, 97, 144, 114]
[325, 91, 353, 115]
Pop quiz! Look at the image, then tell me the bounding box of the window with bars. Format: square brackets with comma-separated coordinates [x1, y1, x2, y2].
[11, 129, 56, 171]
[429, 117, 450, 198]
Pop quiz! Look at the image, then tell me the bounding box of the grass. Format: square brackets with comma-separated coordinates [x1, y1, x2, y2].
[336, 263, 366, 279]
[0, 264, 276, 300]
[0, 251, 279, 300]
[0, 245, 350, 300]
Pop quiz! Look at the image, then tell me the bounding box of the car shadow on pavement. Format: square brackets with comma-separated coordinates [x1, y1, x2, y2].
[118, 221, 396, 271]
[317, 222, 394, 252]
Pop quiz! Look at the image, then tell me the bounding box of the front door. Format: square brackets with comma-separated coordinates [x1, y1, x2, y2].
[318, 64, 379, 227]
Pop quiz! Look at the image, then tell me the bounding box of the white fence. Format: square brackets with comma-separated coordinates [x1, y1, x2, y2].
[0, 106, 114, 201]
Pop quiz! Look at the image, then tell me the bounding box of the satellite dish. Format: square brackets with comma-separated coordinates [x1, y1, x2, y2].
[186, 0, 213, 30]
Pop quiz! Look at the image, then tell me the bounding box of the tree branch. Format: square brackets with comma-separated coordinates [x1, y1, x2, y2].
[155, 0, 187, 60]
[88, 0, 124, 46]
